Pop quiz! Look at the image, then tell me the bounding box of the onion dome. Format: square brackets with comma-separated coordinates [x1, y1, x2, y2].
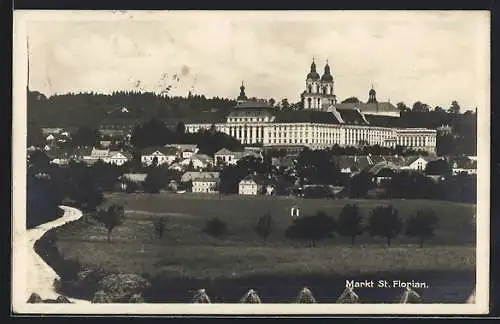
[320, 61, 333, 82]
[306, 59, 320, 80]
[237, 81, 248, 101]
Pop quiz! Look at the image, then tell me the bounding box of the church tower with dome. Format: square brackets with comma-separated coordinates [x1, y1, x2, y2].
[301, 59, 337, 110]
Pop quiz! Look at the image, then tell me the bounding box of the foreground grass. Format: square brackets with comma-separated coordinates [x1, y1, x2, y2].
[55, 193, 476, 280]
[57, 230, 475, 280]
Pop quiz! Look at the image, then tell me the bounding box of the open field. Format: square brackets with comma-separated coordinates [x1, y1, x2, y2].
[53, 193, 476, 302]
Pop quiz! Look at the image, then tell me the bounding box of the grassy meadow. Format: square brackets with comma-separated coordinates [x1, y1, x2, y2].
[54, 193, 477, 302]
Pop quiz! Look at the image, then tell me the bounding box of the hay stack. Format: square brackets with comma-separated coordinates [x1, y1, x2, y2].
[336, 287, 359, 303]
[399, 287, 421, 303]
[240, 289, 262, 303]
[56, 295, 72, 303]
[296, 287, 316, 303]
[27, 293, 43, 303]
[192, 289, 211, 303]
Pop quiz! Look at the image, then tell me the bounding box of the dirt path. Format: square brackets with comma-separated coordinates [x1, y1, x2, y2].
[26, 205, 91, 304]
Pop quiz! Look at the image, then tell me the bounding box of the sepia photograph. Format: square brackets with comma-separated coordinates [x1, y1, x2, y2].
[12, 10, 490, 315]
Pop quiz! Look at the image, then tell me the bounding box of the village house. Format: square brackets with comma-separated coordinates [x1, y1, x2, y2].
[141, 146, 178, 166]
[180, 153, 214, 170]
[83, 147, 110, 165]
[103, 151, 133, 166]
[451, 156, 477, 175]
[192, 176, 219, 193]
[118, 173, 148, 191]
[180, 171, 220, 193]
[165, 144, 199, 159]
[238, 174, 268, 195]
[400, 156, 433, 171]
[367, 161, 399, 185]
[214, 148, 262, 166]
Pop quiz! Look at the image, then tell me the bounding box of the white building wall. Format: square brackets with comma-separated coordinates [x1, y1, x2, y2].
[185, 120, 436, 153]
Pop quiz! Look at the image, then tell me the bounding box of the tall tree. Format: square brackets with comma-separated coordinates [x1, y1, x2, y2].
[281, 98, 290, 111]
[396, 102, 410, 112]
[367, 205, 402, 247]
[153, 217, 166, 239]
[412, 101, 430, 113]
[405, 208, 439, 247]
[202, 217, 228, 240]
[336, 204, 364, 245]
[285, 211, 336, 248]
[93, 204, 126, 242]
[448, 100, 461, 114]
[254, 213, 273, 244]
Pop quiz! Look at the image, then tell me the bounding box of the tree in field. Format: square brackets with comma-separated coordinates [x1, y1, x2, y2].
[336, 204, 364, 245]
[285, 211, 336, 248]
[202, 217, 228, 240]
[93, 204, 125, 242]
[254, 213, 273, 244]
[143, 168, 167, 193]
[153, 217, 166, 239]
[367, 205, 402, 247]
[405, 208, 439, 247]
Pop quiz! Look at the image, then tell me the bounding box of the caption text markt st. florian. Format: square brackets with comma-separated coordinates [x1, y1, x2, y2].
[345, 280, 429, 289]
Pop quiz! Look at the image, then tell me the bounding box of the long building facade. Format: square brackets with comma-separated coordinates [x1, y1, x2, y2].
[185, 61, 437, 153]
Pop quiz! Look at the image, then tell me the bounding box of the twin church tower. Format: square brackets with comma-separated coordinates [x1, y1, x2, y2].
[301, 59, 337, 110]
[237, 58, 381, 111]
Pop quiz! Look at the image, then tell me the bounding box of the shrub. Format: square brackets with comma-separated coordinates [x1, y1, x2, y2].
[93, 204, 125, 242]
[254, 214, 273, 244]
[406, 208, 439, 247]
[202, 217, 228, 240]
[367, 205, 403, 247]
[285, 211, 336, 247]
[336, 204, 364, 245]
[92, 290, 112, 303]
[97, 273, 151, 302]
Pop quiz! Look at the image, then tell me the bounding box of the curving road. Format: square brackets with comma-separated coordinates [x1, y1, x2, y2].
[26, 205, 91, 304]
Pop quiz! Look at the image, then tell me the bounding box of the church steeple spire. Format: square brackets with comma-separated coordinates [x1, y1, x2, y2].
[237, 81, 248, 101]
[307, 58, 320, 81]
[368, 84, 377, 103]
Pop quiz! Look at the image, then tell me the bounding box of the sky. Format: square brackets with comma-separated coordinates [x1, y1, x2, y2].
[25, 11, 490, 110]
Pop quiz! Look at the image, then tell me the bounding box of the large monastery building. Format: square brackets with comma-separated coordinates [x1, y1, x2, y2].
[185, 60, 437, 153]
